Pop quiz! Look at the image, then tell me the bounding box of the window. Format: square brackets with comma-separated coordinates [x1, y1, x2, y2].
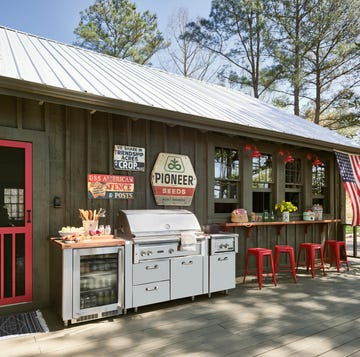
[285, 159, 302, 211]
[252, 154, 272, 212]
[312, 162, 327, 210]
[4, 188, 24, 225]
[214, 147, 240, 213]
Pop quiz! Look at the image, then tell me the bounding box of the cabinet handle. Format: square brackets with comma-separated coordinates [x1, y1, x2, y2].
[146, 264, 158, 270]
[218, 257, 229, 261]
[181, 260, 193, 265]
[146, 286, 158, 292]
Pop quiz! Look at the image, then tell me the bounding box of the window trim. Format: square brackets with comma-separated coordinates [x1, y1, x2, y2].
[208, 140, 242, 220]
[251, 152, 273, 213]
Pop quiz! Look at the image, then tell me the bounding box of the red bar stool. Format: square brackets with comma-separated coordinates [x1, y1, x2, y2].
[296, 243, 326, 278]
[274, 245, 297, 283]
[323, 240, 349, 272]
[243, 248, 277, 289]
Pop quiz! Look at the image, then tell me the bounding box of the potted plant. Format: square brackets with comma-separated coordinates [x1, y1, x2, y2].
[274, 200, 298, 222]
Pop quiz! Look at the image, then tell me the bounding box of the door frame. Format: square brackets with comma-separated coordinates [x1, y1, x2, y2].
[0, 139, 32, 305]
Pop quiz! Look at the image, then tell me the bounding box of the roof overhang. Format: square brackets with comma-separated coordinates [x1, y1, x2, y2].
[1, 76, 359, 154]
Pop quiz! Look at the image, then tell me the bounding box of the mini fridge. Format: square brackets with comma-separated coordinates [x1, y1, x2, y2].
[50, 242, 124, 326]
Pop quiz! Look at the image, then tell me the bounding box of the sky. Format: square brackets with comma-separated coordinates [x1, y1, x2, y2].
[0, 0, 212, 45]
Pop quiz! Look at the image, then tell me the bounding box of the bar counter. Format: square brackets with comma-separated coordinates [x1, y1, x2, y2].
[222, 219, 341, 237]
[221, 219, 341, 275]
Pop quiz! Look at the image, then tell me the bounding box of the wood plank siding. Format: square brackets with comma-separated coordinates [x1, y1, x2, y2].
[0, 93, 344, 310]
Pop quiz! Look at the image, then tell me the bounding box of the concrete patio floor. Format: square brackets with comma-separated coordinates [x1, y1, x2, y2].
[2, 258, 360, 357]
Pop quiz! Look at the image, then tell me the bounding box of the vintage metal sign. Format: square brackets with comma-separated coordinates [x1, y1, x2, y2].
[113, 145, 145, 171]
[151, 153, 197, 206]
[88, 174, 134, 199]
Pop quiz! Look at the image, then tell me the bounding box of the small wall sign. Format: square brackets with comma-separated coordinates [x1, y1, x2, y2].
[114, 145, 145, 171]
[88, 174, 134, 199]
[151, 153, 197, 206]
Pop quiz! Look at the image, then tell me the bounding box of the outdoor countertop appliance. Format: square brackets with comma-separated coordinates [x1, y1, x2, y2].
[116, 209, 208, 312]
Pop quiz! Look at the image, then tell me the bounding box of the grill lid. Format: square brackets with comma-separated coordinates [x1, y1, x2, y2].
[117, 209, 202, 240]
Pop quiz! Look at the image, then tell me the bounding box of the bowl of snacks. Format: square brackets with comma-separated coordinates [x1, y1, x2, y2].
[58, 226, 85, 237]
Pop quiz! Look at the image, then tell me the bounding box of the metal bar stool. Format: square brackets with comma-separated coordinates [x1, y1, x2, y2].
[243, 248, 277, 289]
[274, 245, 297, 283]
[296, 243, 326, 278]
[324, 240, 349, 271]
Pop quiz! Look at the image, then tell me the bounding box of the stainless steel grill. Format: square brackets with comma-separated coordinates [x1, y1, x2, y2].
[117, 209, 204, 240]
[116, 209, 208, 312]
[117, 209, 206, 262]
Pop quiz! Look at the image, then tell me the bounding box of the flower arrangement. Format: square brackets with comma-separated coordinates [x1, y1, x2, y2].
[274, 200, 298, 213]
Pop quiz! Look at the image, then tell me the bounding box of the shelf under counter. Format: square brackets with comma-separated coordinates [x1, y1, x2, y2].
[50, 235, 126, 249]
[222, 219, 341, 237]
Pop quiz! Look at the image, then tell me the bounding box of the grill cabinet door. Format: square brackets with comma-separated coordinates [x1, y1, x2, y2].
[170, 255, 203, 300]
[209, 252, 236, 293]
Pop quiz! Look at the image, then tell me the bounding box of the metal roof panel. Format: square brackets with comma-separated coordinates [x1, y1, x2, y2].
[0, 26, 358, 151]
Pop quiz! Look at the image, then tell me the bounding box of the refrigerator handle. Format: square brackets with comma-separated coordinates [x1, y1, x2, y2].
[117, 247, 124, 311]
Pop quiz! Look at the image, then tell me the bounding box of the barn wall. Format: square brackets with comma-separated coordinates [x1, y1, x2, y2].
[0, 93, 342, 310]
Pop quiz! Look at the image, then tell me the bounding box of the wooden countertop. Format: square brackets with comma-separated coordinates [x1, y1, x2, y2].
[50, 235, 126, 249]
[222, 219, 341, 228]
[222, 219, 341, 237]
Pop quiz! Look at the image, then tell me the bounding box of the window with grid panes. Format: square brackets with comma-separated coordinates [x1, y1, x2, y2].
[214, 147, 240, 213]
[4, 188, 24, 224]
[252, 153, 272, 212]
[285, 159, 302, 211]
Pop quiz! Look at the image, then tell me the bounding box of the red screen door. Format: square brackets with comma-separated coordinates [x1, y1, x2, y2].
[0, 140, 32, 305]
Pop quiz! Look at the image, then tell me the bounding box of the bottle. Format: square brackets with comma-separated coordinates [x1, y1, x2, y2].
[263, 210, 269, 222]
[104, 290, 110, 305]
[270, 210, 275, 222]
[104, 225, 111, 235]
[80, 297, 85, 309]
[91, 294, 97, 307]
[110, 289, 116, 303]
[85, 295, 91, 308]
[97, 291, 104, 305]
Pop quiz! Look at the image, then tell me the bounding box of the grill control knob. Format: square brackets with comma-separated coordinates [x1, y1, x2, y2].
[169, 248, 175, 254]
[140, 251, 147, 256]
[147, 250, 152, 256]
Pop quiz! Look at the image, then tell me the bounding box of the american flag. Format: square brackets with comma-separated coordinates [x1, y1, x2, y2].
[335, 151, 360, 226]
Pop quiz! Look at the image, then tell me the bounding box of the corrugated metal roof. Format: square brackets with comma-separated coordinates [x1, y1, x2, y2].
[0, 26, 359, 151]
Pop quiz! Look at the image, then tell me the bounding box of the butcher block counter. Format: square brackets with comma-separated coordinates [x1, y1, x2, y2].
[50, 235, 126, 249]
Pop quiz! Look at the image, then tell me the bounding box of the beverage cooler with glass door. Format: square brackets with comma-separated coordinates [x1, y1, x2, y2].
[50, 239, 125, 326]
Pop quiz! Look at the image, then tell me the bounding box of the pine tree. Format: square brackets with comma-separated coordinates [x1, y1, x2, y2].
[74, 0, 169, 64]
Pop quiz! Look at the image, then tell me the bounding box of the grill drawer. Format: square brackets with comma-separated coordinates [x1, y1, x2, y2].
[133, 260, 169, 285]
[210, 234, 238, 255]
[133, 280, 170, 307]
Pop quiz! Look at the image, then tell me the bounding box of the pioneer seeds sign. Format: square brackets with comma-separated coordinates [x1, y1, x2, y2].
[151, 153, 197, 206]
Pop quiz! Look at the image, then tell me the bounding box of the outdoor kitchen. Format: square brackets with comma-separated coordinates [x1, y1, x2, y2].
[50, 209, 238, 325]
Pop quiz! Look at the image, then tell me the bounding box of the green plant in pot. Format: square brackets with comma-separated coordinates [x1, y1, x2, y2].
[274, 200, 298, 221]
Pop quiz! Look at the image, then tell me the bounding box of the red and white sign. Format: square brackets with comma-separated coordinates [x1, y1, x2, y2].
[151, 153, 197, 206]
[88, 174, 134, 199]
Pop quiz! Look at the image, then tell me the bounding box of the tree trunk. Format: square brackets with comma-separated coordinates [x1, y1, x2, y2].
[314, 67, 321, 124]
